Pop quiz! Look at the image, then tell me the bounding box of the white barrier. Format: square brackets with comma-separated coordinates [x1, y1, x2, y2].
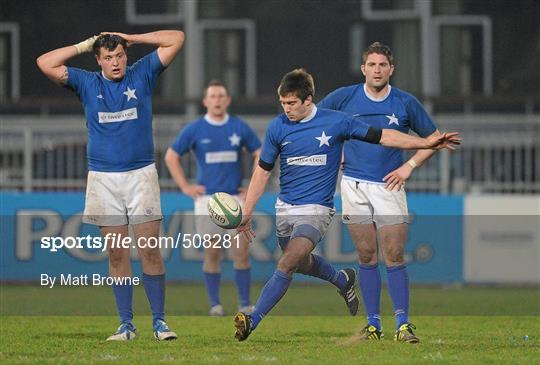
[464, 195, 540, 284]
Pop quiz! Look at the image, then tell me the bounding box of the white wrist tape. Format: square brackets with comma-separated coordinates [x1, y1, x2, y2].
[74, 36, 98, 54]
[407, 159, 418, 169]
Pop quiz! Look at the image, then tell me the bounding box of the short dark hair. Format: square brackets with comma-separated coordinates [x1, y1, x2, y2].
[277, 68, 315, 102]
[93, 34, 127, 56]
[362, 42, 393, 65]
[203, 80, 229, 97]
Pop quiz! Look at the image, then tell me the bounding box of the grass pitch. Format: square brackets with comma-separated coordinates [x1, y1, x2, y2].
[1, 284, 538, 364]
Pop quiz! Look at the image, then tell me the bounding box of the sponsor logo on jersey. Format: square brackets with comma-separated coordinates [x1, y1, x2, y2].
[205, 151, 238, 164]
[286, 154, 327, 166]
[98, 108, 138, 124]
[200, 138, 212, 144]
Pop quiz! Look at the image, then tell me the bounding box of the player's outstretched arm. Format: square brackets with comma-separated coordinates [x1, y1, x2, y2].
[101, 30, 185, 67]
[379, 129, 461, 150]
[237, 165, 271, 242]
[164, 148, 205, 199]
[36, 35, 97, 85]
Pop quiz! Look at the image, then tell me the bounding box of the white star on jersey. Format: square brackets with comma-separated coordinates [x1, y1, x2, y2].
[316, 131, 332, 147]
[229, 133, 241, 146]
[387, 113, 399, 126]
[123, 87, 137, 101]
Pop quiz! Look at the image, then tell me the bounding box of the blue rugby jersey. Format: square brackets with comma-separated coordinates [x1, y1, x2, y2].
[171, 115, 261, 195]
[260, 107, 374, 208]
[319, 84, 437, 183]
[66, 51, 164, 172]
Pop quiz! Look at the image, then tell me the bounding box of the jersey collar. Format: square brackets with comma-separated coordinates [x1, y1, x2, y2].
[298, 105, 317, 123]
[204, 113, 230, 126]
[101, 71, 117, 82]
[363, 84, 392, 102]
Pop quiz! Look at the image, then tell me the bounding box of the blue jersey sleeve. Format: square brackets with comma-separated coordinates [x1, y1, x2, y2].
[171, 123, 196, 156]
[259, 118, 281, 166]
[130, 51, 165, 91]
[65, 67, 94, 99]
[344, 115, 371, 141]
[405, 96, 437, 137]
[240, 121, 262, 153]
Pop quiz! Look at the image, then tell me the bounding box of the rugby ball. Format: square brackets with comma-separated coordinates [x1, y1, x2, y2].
[207, 192, 242, 229]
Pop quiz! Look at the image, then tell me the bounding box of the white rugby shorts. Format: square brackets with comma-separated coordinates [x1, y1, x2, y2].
[194, 194, 243, 236]
[340, 177, 409, 227]
[83, 163, 162, 226]
[275, 198, 335, 245]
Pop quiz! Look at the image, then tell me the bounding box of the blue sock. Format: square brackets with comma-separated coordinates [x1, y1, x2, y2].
[358, 264, 382, 330]
[112, 282, 133, 324]
[203, 272, 221, 307]
[142, 273, 165, 327]
[387, 265, 409, 329]
[304, 254, 347, 290]
[251, 270, 292, 329]
[235, 268, 251, 308]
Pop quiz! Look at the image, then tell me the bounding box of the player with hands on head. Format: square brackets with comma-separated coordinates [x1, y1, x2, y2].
[37, 30, 185, 341]
[233, 68, 460, 342]
[165, 81, 261, 317]
[318, 41, 460, 343]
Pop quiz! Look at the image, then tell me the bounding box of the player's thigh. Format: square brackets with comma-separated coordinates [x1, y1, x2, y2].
[347, 223, 378, 259]
[84, 171, 128, 226]
[125, 164, 163, 225]
[230, 233, 250, 260]
[132, 220, 161, 240]
[133, 220, 163, 266]
[340, 178, 374, 225]
[204, 243, 223, 261]
[101, 225, 131, 270]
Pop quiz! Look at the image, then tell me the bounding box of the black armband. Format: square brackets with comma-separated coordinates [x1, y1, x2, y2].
[364, 127, 382, 144]
[258, 159, 274, 171]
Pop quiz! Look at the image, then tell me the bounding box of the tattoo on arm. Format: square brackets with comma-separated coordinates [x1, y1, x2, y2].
[57, 67, 68, 85]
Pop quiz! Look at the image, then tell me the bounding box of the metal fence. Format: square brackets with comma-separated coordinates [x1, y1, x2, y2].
[0, 114, 538, 194]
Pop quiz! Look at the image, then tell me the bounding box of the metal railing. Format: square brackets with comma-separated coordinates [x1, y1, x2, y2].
[1, 114, 538, 194]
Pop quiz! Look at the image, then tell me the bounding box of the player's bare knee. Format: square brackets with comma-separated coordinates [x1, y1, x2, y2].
[204, 247, 222, 263]
[357, 247, 377, 265]
[233, 253, 249, 268]
[108, 248, 129, 266]
[384, 246, 404, 265]
[277, 254, 300, 275]
[139, 247, 163, 266]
